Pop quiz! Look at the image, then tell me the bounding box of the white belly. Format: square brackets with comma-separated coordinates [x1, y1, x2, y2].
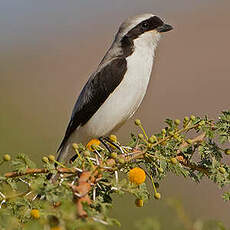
[73, 51, 155, 143]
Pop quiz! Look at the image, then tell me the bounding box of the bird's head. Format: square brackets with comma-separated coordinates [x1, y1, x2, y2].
[116, 14, 173, 49]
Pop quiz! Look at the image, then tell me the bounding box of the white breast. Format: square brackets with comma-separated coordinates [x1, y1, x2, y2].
[71, 31, 160, 143]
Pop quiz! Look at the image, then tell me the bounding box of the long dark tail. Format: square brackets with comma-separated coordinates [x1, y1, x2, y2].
[46, 143, 69, 181]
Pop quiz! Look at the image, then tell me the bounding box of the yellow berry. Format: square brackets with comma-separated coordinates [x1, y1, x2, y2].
[219, 167, 226, 174]
[158, 168, 164, 173]
[162, 129, 166, 135]
[135, 119, 141, 126]
[150, 135, 157, 142]
[138, 133, 144, 139]
[184, 116, 189, 122]
[48, 155, 55, 162]
[128, 167, 146, 185]
[3, 154, 11, 161]
[174, 119, 180, 125]
[30, 209, 40, 219]
[135, 198, 144, 207]
[199, 120, 205, 126]
[190, 115, 196, 121]
[224, 149, 230, 155]
[109, 134, 117, 142]
[42, 157, 49, 163]
[118, 158, 125, 164]
[72, 143, 79, 149]
[154, 192, 161, 200]
[111, 152, 117, 159]
[170, 157, 177, 164]
[148, 137, 155, 144]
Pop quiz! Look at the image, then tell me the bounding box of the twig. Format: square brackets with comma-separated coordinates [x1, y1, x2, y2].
[4, 167, 77, 178]
[2, 132, 209, 218]
[176, 133, 209, 175]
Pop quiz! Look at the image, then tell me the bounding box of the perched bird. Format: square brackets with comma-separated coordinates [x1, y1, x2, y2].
[57, 13, 173, 163]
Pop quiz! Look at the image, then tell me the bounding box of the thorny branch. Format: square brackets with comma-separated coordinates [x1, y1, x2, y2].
[1, 111, 230, 230]
[2, 132, 209, 218]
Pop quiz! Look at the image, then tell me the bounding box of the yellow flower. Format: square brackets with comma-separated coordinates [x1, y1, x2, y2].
[86, 139, 101, 151]
[50, 227, 62, 230]
[30, 209, 40, 219]
[128, 167, 146, 185]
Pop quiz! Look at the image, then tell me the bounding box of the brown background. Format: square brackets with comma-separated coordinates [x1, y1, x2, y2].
[0, 0, 229, 228]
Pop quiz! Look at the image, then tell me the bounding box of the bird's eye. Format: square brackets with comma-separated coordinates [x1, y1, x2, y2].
[141, 22, 149, 29]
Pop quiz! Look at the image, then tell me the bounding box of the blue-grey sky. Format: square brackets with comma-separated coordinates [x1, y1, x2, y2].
[0, 0, 219, 50]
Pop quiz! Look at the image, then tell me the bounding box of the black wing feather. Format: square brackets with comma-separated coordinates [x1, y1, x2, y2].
[57, 58, 127, 152]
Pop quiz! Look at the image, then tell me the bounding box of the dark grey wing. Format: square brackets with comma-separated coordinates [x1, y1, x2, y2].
[57, 58, 127, 152]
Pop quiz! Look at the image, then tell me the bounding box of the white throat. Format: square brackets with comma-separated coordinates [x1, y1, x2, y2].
[132, 31, 161, 54]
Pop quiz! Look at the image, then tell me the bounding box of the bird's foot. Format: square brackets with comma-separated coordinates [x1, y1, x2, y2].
[69, 154, 78, 163]
[99, 136, 125, 154]
[99, 137, 113, 153]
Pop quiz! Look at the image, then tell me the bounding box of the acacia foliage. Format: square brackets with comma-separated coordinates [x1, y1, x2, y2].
[0, 110, 230, 230]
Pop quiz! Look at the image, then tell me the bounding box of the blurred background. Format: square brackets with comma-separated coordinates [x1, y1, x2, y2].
[0, 0, 230, 229]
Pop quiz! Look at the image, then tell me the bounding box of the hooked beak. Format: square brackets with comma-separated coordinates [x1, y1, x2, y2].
[156, 24, 173, 33]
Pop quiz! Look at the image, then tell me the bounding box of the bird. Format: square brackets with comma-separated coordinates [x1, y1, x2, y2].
[57, 13, 173, 163]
